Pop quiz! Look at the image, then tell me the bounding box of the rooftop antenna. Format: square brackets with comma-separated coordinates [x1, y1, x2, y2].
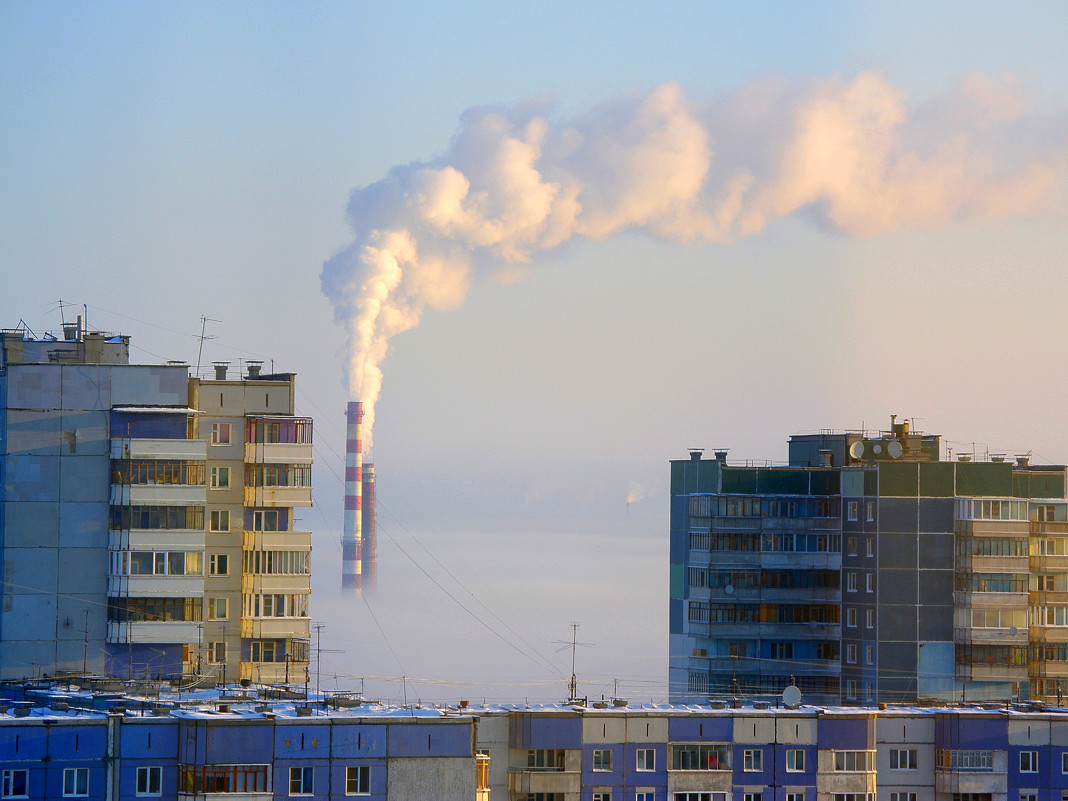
[554, 622, 592, 703]
[194, 315, 220, 377]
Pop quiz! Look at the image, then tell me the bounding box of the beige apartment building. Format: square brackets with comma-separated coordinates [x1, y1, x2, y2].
[188, 362, 313, 684]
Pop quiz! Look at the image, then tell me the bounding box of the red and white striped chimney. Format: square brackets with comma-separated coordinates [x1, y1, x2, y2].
[342, 401, 363, 592]
[361, 463, 376, 592]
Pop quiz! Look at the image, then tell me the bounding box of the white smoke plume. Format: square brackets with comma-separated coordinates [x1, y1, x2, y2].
[321, 72, 1067, 447]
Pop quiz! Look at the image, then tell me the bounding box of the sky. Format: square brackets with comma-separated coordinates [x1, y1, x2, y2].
[3, 1, 1068, 704]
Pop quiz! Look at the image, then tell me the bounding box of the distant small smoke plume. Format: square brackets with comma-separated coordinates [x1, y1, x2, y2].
[321, 72, 1066, 446]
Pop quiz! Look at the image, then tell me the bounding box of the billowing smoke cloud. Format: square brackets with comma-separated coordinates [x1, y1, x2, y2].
[322, 72, 1066, 446]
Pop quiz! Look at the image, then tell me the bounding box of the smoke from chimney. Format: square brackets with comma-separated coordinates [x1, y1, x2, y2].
[321, 73, 1066, 446]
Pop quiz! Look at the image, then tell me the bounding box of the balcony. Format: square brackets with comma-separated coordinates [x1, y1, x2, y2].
[110, 484, 206, 506]
[242, 530, 311, 550]
[244, 442, 313, 465]
[108, 575, 204, 596]
[242, 486, 312, 508]
[240, 617, 310, 639]
[241, 574, 310, 594]
[111, 437, 205, 461]
[509, 770, 580, 796]
[107, 620, 201, 644]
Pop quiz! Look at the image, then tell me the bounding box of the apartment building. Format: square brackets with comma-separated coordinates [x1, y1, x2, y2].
[2, 684, 1068, 801]
[670, 417, 1068, 707]
[0, 319, 312, 683]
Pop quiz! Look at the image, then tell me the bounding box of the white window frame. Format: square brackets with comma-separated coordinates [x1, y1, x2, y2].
[865, 609, 874, 629]
[206, 641, 227, 664]
[865, 573, 873, 592]
[135, 766, 162, 797]
[210, 422, 231, 445]
[890, 749, 917, 770]
[345, 765, 370, 795]
[289, 765, 313, 796]
[846, 643, 857, 664]
[210, 466, 230, 489]
[207, 597, 229, 621]
[593, 748, 612, 771]
[866, 537, 874, 556]
[847, 572, 857, 592]
[786, 748, 805, 772]
[1, 769, 28, 799]
[62, 768, 89, 797]
[1062, 751, 1068, 774]
[636, 792, 655, 801]
[209, 553, 229, 576]
[743, 749, 762, 771]
[593, 793, 612, 801]
[786, 794, 804, 801]
[636, 748, 655, 771]
[866, 502, 875, 521]
[209, 509, 230, 533]
[845, 680, 857, 700]
[1020, 750, 1038, 773]
[847, 501, 858, 521]
[865, 645, 874, 665]
[744, 793, 762, 801]
[847, 608, 857, 627]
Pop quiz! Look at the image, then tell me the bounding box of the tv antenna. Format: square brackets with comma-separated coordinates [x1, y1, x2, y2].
[554, 622, 593, 703]
[195, 315, 220, 377]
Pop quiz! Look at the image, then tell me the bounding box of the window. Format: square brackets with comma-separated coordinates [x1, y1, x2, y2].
[729, 641, 748, 658]
[847, 572, 857, 592]
[527, 750, 565, 771]
[771, 642, 793, 660]
[865, 645, 874, 665]
[845, 680, 857, 700]
[865, 609, 874, 629]
[1039, 575, 1056, 591]
[866, 537, 874, 556]
[133, 765, 162, 796]
[744, 794, 762, 801]
[345, 766, 370, 795]
[251, 641, 277, 662]
[178, 764, 269, 793]
[211, 423, 231, 445]
[210, 510, 230, 532]
[866, 502, 874, 521]
[1020, 793, 1037, 801]
[1020, 751, 1038, 772]
[136, 766, 162, 796]
[847, 537, 857, 555]
[289, 766, 313, 795]
[890, 793, 916, 801]
[787, 794, 804, 801]
[209, 554, 229, 576]
[207, 642, 226, 663]
[636, 749, 655, 771]
[210, 466, 230, 489]
[890, 749, 917, 770]
[786, 749, 805, 771]
[636, 793, 655, 801]
[1063, 751, 1068, 773]
[593, 794, 612, 801]
[846, 644, 857, 664]
[63, 768, 89, 797]
[207, 598, 229, 620]
[833, 751, 872, 771]
[847, 501, 858, 521]
[847, 608, 857, 627]
[1, 770, 27, 799]
[253, 509, 281, 531]
[743, 749, 762, 771]
[865, 573, 873, 592]
[593, 749, 612, 771]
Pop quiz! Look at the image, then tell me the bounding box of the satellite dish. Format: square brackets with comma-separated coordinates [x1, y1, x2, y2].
[783, 685, 802, 708]
[1009, 627, 1019, 636]
[724, 584, 735, 595]
[872, 443, 883, 454]
[887, 440, 903, 459]
[849, 441, 866, 459]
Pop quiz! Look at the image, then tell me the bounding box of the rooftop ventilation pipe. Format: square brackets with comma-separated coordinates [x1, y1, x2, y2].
[246, 361, 263, 379]
[212, 362, 229, 381]
[714, 450, 728, 463]
[819, 449, 833, 467]
[688, 449, 704, 461]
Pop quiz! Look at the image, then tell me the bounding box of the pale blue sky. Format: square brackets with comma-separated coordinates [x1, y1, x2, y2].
[3, 2, 1068, 702]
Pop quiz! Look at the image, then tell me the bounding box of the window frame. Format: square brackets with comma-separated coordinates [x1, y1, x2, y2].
[743, 748, 763, 772]
[345, 765, 370, 795]
[593, 748, 612, 772]
[209, 509, 230, 533]
[135, 766, 162, 797]
[889, 748, 917, 770]
[0, 769, 28, 799]
[289, 765, 313, 796]
[210, 466, 230, 489]
[1020, 750, 1038, 773]
[210, 422, 231, 445]
[636, 748, 655, 772]
[786, 748, 805, 772]
[62, 767, 89, 797]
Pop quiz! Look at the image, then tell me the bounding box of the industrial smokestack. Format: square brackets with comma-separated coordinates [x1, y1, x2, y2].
[361, 463, 376, 592]
[342, 401, 363, 592]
